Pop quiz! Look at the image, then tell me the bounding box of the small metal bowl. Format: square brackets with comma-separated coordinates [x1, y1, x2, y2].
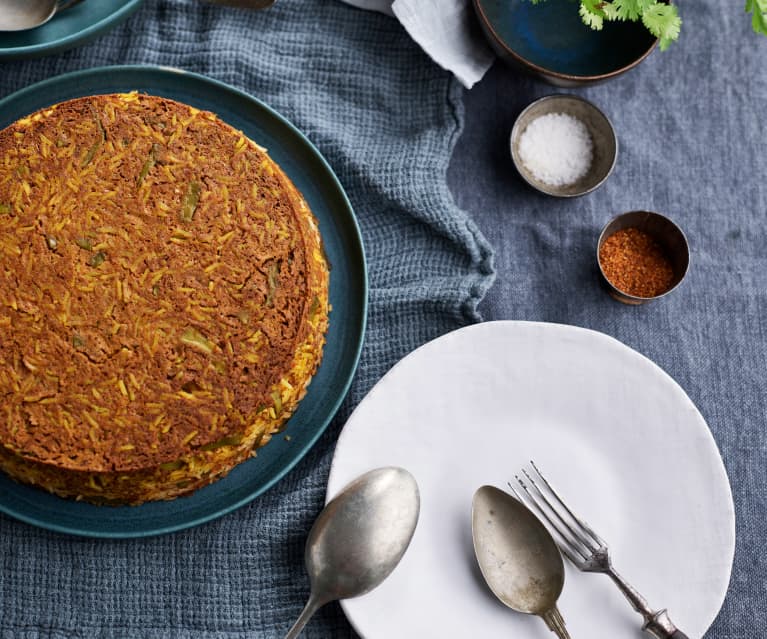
[597, 210, 690, 305]
[510, 94, 617, 198]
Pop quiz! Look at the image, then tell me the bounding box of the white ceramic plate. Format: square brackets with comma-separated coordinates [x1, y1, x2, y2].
[327, 321, 735, 639]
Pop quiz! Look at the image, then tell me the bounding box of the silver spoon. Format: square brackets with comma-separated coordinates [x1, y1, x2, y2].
[0, 0, 84, 32]
[472, 485, 571, 639]
[284, 466, 420, 639]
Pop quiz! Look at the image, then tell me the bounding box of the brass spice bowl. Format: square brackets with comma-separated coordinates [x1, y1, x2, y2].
[597, 211, 690, 305]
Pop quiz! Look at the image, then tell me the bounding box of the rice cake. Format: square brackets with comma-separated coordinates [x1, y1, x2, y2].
[0, 93, 329, 505]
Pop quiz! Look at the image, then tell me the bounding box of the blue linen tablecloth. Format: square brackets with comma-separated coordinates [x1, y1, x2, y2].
[1, 0, 766, 638]
[448, 4, 767, 638]
[0, 1, 494, 637]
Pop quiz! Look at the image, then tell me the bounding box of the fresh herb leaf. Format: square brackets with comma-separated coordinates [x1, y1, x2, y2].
[612, 0, 641, 21]
[528, 0, 766, 47]
[579, 0, 605, 30]
[601, 2, 620, 20]
[747, 0, 767, 35]
[641, 3, 682, 51]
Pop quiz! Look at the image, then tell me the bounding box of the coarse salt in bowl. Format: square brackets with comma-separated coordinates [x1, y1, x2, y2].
[511, 94, 617, 197]
[518, 112, 593, 187]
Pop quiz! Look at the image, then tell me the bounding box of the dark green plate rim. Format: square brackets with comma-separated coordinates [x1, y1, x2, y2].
[0, 0, 143, 61]
[0, 65, 368, 538]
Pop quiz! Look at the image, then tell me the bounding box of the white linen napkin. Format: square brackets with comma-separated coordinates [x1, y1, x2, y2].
[340, 0, 495, 89]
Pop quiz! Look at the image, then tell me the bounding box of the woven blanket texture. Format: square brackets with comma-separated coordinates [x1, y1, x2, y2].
[0, 1, 495, 637]
[447, 1, 767, 636]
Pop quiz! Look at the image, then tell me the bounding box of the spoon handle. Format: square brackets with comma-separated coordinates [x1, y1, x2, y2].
[541, 606, 571, 639]
[283, 593, 324, 639]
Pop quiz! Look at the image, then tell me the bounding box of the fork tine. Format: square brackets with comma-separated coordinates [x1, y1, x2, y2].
[529, 460, 607, 548]
[514, 472, 594, 562]
[510, 478, 585, 567]
[521, 468, 598, 555]
[507, 482, 524, 502]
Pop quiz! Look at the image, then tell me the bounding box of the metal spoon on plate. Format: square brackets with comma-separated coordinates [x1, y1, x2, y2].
[284, 467, 420, 639]
[472, 485, 571, 638]
[0, 0, 275, 32]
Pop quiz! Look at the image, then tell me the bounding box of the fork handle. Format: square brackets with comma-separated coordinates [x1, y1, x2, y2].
[606, 570, 688, 639]
[643, 609, 689, 639]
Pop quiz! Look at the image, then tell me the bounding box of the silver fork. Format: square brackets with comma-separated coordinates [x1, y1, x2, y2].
[510, 461, 689, 639]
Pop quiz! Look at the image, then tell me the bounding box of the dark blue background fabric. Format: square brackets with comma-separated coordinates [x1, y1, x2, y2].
[449, 4, 767, 638]
[0, 1, 493, 637]
[0, 0, 764, 636]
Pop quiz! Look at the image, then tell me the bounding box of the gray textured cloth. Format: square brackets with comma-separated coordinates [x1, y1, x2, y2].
[0, 1, 494, 637]
[449, 4, 767, 638]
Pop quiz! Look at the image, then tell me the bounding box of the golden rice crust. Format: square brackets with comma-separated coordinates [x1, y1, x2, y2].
[0, 93, 329, 504]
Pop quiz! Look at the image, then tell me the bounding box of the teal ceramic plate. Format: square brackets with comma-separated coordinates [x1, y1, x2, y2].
[0, 66, 367, 538]
[473, 0, 658, 85]
[0, 0, 142, 60]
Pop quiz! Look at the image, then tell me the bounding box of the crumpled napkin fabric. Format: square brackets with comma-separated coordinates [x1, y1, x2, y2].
[341, 0, 494, 88]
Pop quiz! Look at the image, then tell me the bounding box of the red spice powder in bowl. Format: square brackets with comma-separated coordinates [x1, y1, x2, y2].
[597, 211, 690, 305]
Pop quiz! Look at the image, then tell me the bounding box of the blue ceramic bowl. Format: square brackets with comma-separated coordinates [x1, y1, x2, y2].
[473, 0, 659, 86]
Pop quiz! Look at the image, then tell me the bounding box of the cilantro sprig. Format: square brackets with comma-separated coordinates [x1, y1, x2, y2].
[746, 0, 767, 35]
[530, 1, 767, 49]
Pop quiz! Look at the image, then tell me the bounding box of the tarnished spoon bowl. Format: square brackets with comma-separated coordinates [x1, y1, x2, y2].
[0, 0, 83, 31]
[472, 485, 571, 638]
[284, 467, 420, 639]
